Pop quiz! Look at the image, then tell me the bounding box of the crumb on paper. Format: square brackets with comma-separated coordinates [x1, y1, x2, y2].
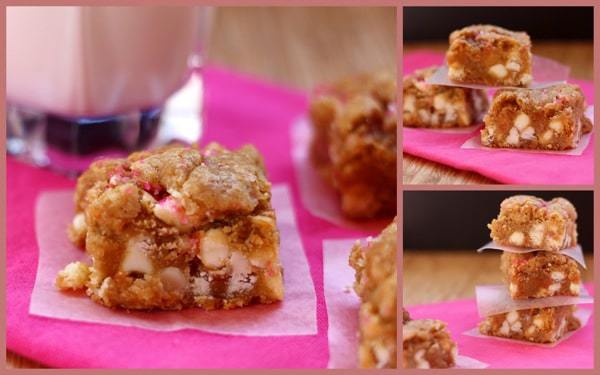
[56, 261, 90, 291]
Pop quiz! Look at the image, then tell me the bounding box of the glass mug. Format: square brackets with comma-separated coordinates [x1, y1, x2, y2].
[7, 6, 213, 175]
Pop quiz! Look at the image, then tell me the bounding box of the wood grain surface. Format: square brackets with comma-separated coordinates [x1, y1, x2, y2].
[403, 41, 594, 185]
[6, 7, 396, 368]
[403, 250, 594, 306]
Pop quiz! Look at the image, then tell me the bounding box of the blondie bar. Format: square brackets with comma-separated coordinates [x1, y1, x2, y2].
[446, 24, 532, 87]
[403, 66, 489, 128]
[403, 319, 457, 369]
[309, 72, 397, 219]
[479, 305, 580, 343]
[482, 83, 592, 150]
[56, 144, 284, 310]
[488, 195, 578, 251]
[501, 251, 581, 299]
[349, 220, 397, 368]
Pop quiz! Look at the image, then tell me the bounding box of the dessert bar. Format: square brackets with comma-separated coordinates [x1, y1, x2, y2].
[309, 72, 397, 219]
[479, 305, 580, 343]
[403, 319, 457, 369]
[349, 220, 397, 368]
[446, 24, 532, 87]
[482, 83, 592, 150]
[500, 251, 581, 299]
[488, 195, 578, 251]
[403, 66, 489, 128]
[57, 144, 284, 310]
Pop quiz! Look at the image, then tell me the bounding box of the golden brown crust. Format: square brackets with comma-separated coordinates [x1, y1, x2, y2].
[482, 83, 591, 150]
[500, 251, 581, 299]
[310, 72, 397, 219]
[488, 195, 578, 251]
[447, 24, 532, 87]
[60, 144, 284, 311]
[479, 305, 580, 343]
[349, 220, 397, 368]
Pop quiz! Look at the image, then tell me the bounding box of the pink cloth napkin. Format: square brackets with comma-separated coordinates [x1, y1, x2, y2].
[406, 283, 594, 369]
[403, 51, 595, 184]
[7, 66, 380, 368]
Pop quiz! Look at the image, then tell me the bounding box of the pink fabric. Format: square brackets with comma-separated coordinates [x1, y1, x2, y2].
[322, 239, 360, 369]
[7, 66, 379, 368]
[403, 51, 595, 184]
[406, 283, 594, 369]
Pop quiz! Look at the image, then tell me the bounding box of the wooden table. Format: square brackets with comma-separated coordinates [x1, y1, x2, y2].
[6, 7, 396, 368]
[403, 250, 594, 305]
[403, 41, 594, 185]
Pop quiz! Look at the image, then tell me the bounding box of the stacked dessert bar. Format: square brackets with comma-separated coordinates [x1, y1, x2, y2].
[403, 25, 592, 150]
[478, 195, 583, 343]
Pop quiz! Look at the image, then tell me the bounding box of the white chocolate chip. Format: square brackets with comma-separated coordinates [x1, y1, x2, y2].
[121, 236, 154, 274]
[570, 283, 581, 294]
[551, 271, 565, 281]
[549, 120, 563, 133]
[506, 310, 519, 324]
[526, 325, 536, 336]
[414, 349, 430, 369]
[499, 320, 510, 336]
[520, 126, 535, 140]
[489, 64, 508, 78]
[548, 283, 561, 293]
[443, 108, 457, 123]
[191, 273, 211, 296]
[98, 277, 112, 299]
[506, 61, 521, 72]
[510, 321, 523, 333]
[520, 74, 532, 85]
[509, 282, 518, 295]
[529, 223, 545, 247]
[509, 231, 525, 246]
[159, 267, 187, 292]
[433, 94, 447, 110]
[514, 113, 530, 131]
[372, 343, 392, 369]
[542, 130, 554, 142]
[153, 195, 189, 228]
[72, 213, 86, 232]
[506, 127, 520, 145]
[199, 229, 230, 269]
[227, 251, 256, 295]
[418, 109, 431, 123]
[403, 95, 416, 113]
[533, 317, 544, 328]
